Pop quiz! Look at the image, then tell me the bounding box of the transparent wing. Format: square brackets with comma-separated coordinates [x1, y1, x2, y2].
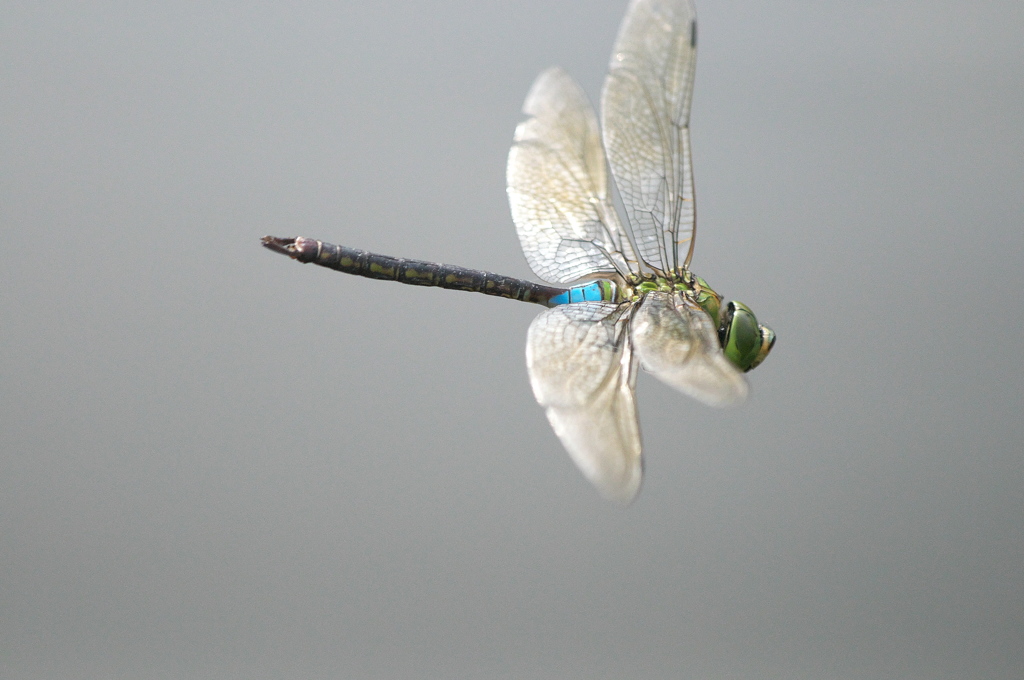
[602, 0, 698, 273]
[525, 302, 642, 503]
[508, 67, 639, 284]
[631, 291, 747, 406]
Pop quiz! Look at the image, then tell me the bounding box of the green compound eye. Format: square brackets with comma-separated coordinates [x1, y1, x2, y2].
[718, 301, 774, 372]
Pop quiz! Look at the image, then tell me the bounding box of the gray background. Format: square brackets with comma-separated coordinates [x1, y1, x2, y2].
[3, 0, 1022, 678]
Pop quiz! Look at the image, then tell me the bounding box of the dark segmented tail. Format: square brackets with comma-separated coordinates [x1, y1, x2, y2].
[262, 236, 566, 307]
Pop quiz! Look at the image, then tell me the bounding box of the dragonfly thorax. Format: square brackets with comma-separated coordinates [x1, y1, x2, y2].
[625, 271, 775, 373]
[627, 271, 721, 319]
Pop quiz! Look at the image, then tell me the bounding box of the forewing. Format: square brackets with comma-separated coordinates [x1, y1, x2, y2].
[508, 67, 638, 284]
[602, 0, 698, 272]
[632, 291, 747, 407]
[525, 302, 642, 503]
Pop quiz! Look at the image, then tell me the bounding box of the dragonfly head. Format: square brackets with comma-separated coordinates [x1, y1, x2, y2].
[718, 301, 775, 372]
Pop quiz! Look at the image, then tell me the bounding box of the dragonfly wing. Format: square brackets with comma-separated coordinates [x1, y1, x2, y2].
[508, 67, 638, 284]
[526, 302, 642, 503]
[602, 0, 698, 272]
[632, 291, 747, 407]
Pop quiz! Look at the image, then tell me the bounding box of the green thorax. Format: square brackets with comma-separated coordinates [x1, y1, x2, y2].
[627, 270, 723, 325]
[589, 269, 774, 374]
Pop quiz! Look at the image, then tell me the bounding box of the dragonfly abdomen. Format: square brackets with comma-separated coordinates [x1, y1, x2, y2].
[262, 236, 566, 307]
[548, 280, 619, 305]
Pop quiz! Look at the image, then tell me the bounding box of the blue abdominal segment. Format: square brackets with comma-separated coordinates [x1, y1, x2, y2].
[549, 280, 616, 306]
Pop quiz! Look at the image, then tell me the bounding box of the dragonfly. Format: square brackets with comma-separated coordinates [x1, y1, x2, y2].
[262, 0, 774, 503]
